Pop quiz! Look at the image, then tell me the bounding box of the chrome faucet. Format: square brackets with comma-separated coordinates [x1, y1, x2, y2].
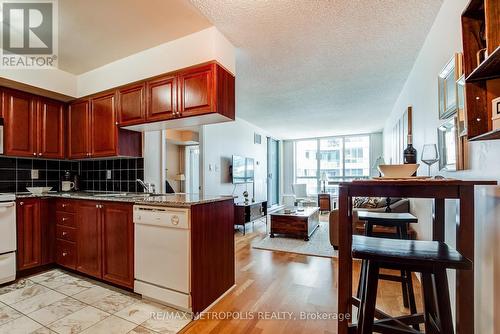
[136, 179, 155, 194]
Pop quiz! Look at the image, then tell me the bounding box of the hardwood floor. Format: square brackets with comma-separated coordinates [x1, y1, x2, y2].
[181, 215, 422, 334]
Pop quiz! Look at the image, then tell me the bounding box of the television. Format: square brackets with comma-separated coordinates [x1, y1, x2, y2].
[232, 155, 254, 184]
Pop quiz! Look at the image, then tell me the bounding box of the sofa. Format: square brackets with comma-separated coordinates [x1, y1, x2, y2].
[329, 198, 412, 249]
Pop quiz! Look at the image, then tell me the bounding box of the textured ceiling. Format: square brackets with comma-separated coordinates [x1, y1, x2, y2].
[190, 0, 443, 139]
[58, 0, 211, 74]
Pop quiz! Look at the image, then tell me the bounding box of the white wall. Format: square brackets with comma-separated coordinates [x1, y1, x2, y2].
[200, 118, 270, 202]
[382, 0, 500, 332]
[0, 68, 77, 97]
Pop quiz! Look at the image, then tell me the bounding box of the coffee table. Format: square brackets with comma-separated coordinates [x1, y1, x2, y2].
[269, 207, 320, 241]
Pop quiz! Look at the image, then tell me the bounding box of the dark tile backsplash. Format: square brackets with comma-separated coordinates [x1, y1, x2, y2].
[0, 157, 144, 193]
[0, 157, 79, 193]
[80, 158, 143, 192]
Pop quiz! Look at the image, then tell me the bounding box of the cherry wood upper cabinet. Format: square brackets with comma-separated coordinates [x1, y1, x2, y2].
[68, 100, 90, 159]
[101, 203, 134, 288]
[146, 75, 177, 121]
[118, 83, 146, 126]
[37, 98, 65, 159]
[16, 199, 42, 270]
[76, 201, 102, 278]
[2, 89, 37, 157]
[178, 64, 214, 117]
[90, 92, 117, 157]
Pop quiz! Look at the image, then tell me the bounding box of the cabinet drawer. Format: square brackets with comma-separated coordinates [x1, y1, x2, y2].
[56, 240, 76, 269]
[56, 200, 75, 213]
[56, 212, 75, 227]
[56, 224, 76, 242]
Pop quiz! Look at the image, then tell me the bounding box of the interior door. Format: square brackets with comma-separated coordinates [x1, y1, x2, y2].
[38, 98, 65, 159]
[3, 90, 36, 157]
[91, 92, 117, 157]
[267, 138, 280, 207]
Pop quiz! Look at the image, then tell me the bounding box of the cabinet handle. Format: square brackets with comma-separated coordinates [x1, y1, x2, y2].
[62, 231, 67, 236]
[33, 152, 36, 156]
[96, 204, 99, 208]
[19, 202, 24, 206]
[115, 122, 118, 125]
[62, 217, 68, 221]
[62, 204, 67, 208]
[38, 153, 42, 156]
[62, 252, 68, 257]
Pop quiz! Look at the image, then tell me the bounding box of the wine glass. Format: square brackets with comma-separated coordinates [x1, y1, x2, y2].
[421, 144, 439, 176]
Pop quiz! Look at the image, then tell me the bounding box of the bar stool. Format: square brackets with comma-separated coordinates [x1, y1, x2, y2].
[357, 211, 418, 314]
[353, 235, 472, 334]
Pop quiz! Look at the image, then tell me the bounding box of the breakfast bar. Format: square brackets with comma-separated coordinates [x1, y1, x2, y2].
[336, 179, 497, 334]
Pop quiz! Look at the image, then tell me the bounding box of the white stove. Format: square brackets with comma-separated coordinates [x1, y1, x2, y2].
[0, 193, 16, 284]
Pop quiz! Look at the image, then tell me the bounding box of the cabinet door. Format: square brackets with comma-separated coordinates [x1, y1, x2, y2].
[38, 98, 65, 159]
[101, 203, 134, 288]
[3, 90, 37, 157]
[146, 75, 177, 121]
[68, 100, 90, 159]
[76, 201, 102, 277]
[91, 93, 117, 157]
[178, 64, 214, 117]
[118, 83, 145, 125]
[16, 199, 41, 270]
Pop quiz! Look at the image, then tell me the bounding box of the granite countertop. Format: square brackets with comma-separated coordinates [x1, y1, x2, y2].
[15, 191, 235, 207]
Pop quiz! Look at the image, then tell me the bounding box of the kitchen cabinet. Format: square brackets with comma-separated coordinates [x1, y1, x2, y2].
[37, 98, 65, 159]
[16, 198, 52, 271]
[117, 62, 235, 130]
[53, 199, 134, 288]
[2, 90, 65, 159]
[90, 92, 117, 157]
[146, 75, 177, 122]
[55, 199, 76, 269]
[68, 100, 90, 159]
[2, 89, 37, 157]
[177, 64, 214, 117]
[118, 83, 146, 126]
[76, 201, 102, 277]
[101, 203, 134, 288]
[68, 93, 142, 159]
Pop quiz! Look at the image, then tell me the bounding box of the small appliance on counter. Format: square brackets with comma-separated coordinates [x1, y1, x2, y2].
[0, 193, 16, 284]
[61, 171, 80, 192]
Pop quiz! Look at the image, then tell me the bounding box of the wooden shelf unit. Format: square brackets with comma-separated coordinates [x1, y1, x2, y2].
[461, 0, 500, 140]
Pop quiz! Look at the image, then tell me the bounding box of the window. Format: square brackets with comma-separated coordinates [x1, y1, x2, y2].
[294, 135, 370, 195]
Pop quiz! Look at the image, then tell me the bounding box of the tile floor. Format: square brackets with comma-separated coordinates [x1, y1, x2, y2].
[0, 269, 191, 334]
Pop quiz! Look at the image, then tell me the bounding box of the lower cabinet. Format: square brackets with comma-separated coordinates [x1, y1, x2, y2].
[53, 199, 134, 288]
[16, 198, 53, 271]
[101, 203, 134, 288]
[76, 201, 102, 277]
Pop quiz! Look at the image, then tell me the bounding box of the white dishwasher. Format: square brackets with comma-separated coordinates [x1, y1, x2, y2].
[133, 205, 191, 311]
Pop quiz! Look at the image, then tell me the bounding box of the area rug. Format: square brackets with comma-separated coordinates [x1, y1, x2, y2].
[252, 219, 337, 258]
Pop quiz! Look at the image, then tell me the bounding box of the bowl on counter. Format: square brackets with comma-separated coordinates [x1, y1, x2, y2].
[26, 187, 53, 195]
[377, 164, 419, 178]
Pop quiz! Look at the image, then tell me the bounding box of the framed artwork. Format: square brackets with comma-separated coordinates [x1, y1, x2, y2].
[456, 74, 467, 136]
[438, 117, 458, 171]
[438, 53, 463, 120]
[493, 96, 500, 131]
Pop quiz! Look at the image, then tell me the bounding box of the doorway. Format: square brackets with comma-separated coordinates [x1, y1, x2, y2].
[267, 137, 280, 207]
